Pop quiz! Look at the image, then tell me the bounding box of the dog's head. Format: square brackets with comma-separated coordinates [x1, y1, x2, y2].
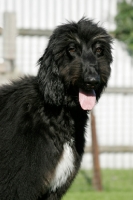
[38, 18, 113, 110]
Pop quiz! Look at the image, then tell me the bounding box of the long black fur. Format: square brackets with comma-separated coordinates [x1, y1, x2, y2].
[0, 18, 112, 200]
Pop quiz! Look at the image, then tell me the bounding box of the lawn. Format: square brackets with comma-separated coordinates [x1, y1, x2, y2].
[63, 170, 133, 200]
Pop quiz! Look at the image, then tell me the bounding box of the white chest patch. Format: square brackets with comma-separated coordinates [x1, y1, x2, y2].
[50, 142, 75, 192]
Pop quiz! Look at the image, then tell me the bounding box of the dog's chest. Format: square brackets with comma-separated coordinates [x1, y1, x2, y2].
[50, 141, 75, 192]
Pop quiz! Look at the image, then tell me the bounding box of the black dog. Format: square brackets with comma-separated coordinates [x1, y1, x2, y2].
[0, 18, 112, 200]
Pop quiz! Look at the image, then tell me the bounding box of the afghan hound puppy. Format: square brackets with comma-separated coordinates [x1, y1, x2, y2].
[0, 18, 113, 200]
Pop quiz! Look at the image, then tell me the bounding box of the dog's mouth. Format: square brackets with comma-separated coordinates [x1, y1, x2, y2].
[78, 76, 100, 110]
[79, 88, 96, 111]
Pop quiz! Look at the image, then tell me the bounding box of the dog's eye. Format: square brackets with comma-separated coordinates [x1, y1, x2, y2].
[96, 47, 102, 53]
[95, 47, 103, 56]
[68, 47, 76, 53]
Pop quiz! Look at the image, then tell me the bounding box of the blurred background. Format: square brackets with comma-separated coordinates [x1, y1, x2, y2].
[0, 0, 133, 199]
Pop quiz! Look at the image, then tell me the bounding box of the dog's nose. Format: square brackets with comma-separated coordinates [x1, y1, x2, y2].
[84, 76, 100, 87]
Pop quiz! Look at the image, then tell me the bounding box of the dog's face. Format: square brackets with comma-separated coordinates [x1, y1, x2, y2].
[38, 18, 113, 109]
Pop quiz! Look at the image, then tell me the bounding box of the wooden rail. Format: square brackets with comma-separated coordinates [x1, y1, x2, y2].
[85, 145, 133, 153]
[0, 28, 52, 37]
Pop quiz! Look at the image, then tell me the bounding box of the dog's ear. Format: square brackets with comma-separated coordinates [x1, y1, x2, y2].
[37, 48, 65, 106]
[95, 64, 111, 101]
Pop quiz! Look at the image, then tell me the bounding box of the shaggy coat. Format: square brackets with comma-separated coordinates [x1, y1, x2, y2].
[0, 18, 112, 200]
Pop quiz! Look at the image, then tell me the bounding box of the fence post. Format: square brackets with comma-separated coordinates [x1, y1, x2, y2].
[91, 111, 102, 191]
[3, 12, 17, 72]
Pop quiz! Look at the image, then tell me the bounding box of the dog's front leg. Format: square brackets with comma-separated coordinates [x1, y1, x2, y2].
[38, 191, 61, 200]
[38, 184, 71, 200]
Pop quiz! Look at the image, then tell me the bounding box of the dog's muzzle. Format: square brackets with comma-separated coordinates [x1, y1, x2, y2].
[78, 75, 100, 111]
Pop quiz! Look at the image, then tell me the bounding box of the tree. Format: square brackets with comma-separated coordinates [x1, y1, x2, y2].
[113, 0, 133, 55]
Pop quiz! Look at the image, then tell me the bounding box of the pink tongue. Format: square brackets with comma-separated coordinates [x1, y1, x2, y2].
[79, 89, 96, 110]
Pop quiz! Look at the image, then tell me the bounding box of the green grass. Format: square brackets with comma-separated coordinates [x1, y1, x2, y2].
[64, 192, 133, 200]
[63, 170, 133, 200]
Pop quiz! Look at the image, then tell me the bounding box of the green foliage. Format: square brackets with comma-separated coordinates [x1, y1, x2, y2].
[114, 0, 133, 54]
